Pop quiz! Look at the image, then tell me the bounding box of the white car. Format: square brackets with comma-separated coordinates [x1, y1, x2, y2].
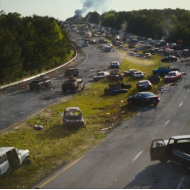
[0, 147, 31, 178]
[133, 71, 145, 79]
[93, 71, 110, 81]
[101, 44, 107, 50]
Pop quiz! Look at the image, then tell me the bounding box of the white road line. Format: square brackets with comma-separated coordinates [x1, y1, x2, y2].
[164, 120, 170, 127]
[179, 102, 183, 107]
[177, 175, 186, 189]
[77, 48, 88, 68]
[11, 115, 14, 117]
[185, 95, 188, 99]
[132, 151, 143, 162]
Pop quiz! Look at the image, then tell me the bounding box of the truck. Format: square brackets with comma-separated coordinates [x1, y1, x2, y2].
[152, 65, 180, 75]
[150, 135, 190, 171]
[0, 147, 31, 178]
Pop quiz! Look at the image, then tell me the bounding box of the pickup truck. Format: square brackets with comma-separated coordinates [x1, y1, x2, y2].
[0, 147, 31, 177]
[152, 66, 180, 75]
[150, 135, 190, 171]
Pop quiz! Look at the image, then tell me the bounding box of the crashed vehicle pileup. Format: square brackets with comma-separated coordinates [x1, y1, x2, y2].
[63, 107, 86, 127]
[29, 76, 52, 91]
[61, 76, 85, 93]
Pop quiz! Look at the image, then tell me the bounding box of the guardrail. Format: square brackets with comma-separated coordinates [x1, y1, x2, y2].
[0, 44, 77, 90]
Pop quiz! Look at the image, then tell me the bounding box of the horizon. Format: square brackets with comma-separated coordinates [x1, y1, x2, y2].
[1, 0, 190, 21]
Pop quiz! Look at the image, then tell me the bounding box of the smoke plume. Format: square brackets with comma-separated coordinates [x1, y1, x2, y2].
[75, 0, 112, 16]
[119, 20, 127, 37]
[161, 18, 174, 40]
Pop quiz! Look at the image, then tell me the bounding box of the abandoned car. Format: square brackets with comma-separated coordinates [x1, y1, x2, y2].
[93, 71, 110, 82]
[128, 92, 160, 106]
[136, 80, 152, 90]
[110, 61, 120, 68]
[65, 68, 79, 77]
[63, 107, 86, 127]
[29, 77, 52, 91]
[0, 147, 31, 178]
[104, 83, 131, 95]
[62, 77, 85, 93]
[107, 70, 124, 81]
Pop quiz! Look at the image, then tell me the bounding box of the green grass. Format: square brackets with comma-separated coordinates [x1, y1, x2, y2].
[0, 43, 165, 188]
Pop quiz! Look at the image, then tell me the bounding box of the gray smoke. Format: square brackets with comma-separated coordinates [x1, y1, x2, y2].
[119, 21, 127, 38]
[161, 18, 174, 40]
[75, 0, 112, 16]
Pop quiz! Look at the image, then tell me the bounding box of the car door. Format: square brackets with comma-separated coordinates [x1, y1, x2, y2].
[150, 139, 167, 161]
[0, 154, 9, 175]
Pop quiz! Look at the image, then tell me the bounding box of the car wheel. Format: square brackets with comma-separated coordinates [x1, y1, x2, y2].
[154, 103, 158, 106]
[141, 100, 145, 107]
[128, 100, 132, 105]
[24, 157, 31, 165]
[74, 87, 78, 93]
[159, 159, 168, 163]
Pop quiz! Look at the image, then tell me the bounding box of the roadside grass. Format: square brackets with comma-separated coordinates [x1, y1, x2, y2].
[0, 43, 165, 188]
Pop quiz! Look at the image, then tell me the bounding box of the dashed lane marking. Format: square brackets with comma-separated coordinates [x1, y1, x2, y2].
[132, 151, 143, 162]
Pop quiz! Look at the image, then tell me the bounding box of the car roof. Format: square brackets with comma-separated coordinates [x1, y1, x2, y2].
[0, 147, 15, 156]
[171, 135, 190, 140]
[65, 107, 81, 112]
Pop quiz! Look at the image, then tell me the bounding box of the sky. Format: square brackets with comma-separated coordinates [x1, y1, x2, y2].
[1, 0, 190, 21]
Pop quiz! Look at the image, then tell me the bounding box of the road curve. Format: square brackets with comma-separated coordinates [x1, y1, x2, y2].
[0, 33, 122, 134]
[34, 60, 190, 189]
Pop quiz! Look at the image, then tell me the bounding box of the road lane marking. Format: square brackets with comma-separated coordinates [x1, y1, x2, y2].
[39, 129, 118, 188]
[164, 120, 170, 127]
[179, 102, 183, 107]
[132, 151, 143, 162]
[177, 175, 186, 189]
[39, 155, 85, 188]
[185, 95, 188, 99]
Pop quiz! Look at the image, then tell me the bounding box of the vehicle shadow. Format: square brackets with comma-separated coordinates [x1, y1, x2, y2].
[124, 162, 186, 189]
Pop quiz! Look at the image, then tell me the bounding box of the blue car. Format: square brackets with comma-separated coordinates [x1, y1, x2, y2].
[110, 61, 120, 68]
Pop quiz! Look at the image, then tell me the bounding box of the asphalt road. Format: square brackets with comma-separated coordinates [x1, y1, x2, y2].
[33, 52, 190, 188]
[0, 32, 121, 134]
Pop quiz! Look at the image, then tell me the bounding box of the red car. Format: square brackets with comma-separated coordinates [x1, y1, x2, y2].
[164, 71, 182, 82]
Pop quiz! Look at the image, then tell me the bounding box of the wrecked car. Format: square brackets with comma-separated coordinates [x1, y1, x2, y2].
[65, 68, 79, 77]
[62, 77, 85, 93]
[132, 71, 145, 79]
[164, 71, 182, 83]
[0, 147, 31, 178]
[93, 71, 110, 82]
[148, 74, 160, 84]
[63, 107, 86, 127]
[107, 70, 124, 81]
[110, 61, 120, 69]
[150, 135, 190, 170]
[123, 69, 137, 76]
[104, 83, 131, 95]
[29, 76, 52, 91]
[137, 80, 152, 90]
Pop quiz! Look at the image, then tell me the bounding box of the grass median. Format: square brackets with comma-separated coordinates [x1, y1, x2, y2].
[0, 49, 165, 188]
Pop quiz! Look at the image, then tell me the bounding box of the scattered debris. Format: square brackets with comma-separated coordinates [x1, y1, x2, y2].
[34, 125, 43, 130]
[57, 112, 63, 117]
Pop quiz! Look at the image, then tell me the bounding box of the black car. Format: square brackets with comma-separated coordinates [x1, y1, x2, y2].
[128, 92, 160, 106]
[161, 56, 178, 62]
[137, 80, 152, 90]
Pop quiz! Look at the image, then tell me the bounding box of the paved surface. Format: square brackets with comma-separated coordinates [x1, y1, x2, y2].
[0, 32, 121, 133]
[33, 56, 190, 188]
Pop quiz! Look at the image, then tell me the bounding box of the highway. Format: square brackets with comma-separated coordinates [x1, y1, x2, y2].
[33, 36, 190, 188]
[1, 31, 190, 188]
[0, 33, 121, 133]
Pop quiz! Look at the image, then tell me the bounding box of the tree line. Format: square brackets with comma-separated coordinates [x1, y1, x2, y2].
[101, 9, 190, 46]
[0, 12, 71, 85]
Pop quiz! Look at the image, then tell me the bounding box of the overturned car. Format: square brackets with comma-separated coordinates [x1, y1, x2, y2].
[63, 107, 86, 127]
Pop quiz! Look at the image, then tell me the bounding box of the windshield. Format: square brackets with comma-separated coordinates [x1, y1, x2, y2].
[66, 111, 81, 117]
[97, 73, 104, 76]
[167, 73, 176, 76]
[139, 81, 148, 85]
